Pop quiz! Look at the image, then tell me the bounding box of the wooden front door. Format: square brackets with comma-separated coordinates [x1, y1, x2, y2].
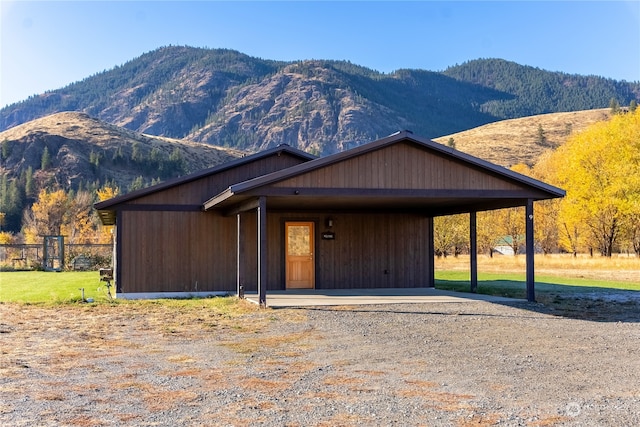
[285, 222, 315, 289]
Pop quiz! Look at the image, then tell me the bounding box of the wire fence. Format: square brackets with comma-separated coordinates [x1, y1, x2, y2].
[0, 243, 112, 271]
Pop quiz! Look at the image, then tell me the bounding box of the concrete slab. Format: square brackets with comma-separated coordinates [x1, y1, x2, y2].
[244, 288, 522, 308]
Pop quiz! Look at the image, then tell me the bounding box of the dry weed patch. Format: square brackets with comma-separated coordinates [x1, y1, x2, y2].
[167, 367, 205, 377]
[354, 369, 387, 376]
[317, 413, 376, 426]
[240, 376, 291, 393]
[34, 391, 66, 401]
[527, 415, 571, 426]
[143, 389, 200, 412]
[65, 415, 110, 427]
[203, 397, 270, 425]
[222, 329, 314, 355]
[322, 374, 365, 387]
[399, 385, 476, 412]
[116, 413, 142, 423]
[166, 354, 196, 363]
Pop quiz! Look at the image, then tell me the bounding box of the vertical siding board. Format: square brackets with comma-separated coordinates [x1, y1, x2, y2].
[370, 149, 378, 189]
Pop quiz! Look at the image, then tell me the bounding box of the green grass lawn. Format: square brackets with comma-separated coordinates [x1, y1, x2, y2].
[0, 271, 113, 303]
[1, 270, 639, 305]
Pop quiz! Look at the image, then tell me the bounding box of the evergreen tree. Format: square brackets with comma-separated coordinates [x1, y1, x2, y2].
[1, 139, 10, 161]
[41, 146, 51, 169]
[536, 124, 547, 146]
[609, 98, 621, 115]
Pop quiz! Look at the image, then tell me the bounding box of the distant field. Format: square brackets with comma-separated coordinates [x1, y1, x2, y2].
[435, 253, 640, 284]
[434, 253, 640, 302]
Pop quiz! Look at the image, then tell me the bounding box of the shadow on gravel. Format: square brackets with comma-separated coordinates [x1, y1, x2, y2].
[298, 304, 552, 320]
[298, 298, 640, 323]
[437, 279, 640, 323]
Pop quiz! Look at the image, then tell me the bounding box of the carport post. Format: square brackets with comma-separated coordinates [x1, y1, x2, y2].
[526, 199, 535, 302]
[236, 213, 244, 299]
[470, 211, 478, 293]
[257, 196, 267, 308]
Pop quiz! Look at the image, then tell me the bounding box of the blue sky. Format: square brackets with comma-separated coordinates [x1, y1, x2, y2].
[1, 1, 639, 108]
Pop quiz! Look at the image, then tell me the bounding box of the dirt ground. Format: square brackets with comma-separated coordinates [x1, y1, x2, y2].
[1, 296, 639, 426]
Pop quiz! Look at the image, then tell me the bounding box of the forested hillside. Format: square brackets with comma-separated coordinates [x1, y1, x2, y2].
[444, 59, 639, 118]
[2, 46, 638, 154]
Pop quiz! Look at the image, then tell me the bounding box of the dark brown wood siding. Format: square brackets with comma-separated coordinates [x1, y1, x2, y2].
[119, 210, 237, 293]
[272, 142, 524, 191]
[128, 154, 306, 205]
[239, 211, 432, 292]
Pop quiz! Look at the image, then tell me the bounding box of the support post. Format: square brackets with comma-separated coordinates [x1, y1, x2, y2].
[526, 199, 535, 302]
[427, 216, 435, 287]
[470, 211, 478, 293]
[115, 211, 122, 294]
[257, 196, 267, 308]
[236, 213, 244, 299]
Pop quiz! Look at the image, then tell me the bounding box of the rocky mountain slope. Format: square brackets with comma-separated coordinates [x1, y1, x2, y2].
[0, 111, 244, 191]
[2, 46, 637, 155]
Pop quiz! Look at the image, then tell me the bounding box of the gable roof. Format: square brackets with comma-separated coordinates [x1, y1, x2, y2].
[94, 144, 315, 224]
[204, 131, 565, 215]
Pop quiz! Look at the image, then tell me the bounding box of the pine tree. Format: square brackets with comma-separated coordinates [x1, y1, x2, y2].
[536, 124, 547, 147]
[1, 139, 10, 161]
[41, 146, 51, 170]
[609, 98, 621, 115]
[24, 166, 34, 197]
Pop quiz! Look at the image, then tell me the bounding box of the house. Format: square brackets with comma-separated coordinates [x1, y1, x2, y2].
[95, 131, 565, 304]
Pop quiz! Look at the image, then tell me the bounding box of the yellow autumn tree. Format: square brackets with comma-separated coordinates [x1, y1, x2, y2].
[95, 185, 119, 244]
[433, 214, 469, 257]
[22, 189, 70, 243]
[65, 191, 97, 244]
[477, 210, 501, 256]
[97, 185, 119, 202]
[540, 109, 640, 256]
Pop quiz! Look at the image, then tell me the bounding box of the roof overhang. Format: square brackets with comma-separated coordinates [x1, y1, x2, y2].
[205, 187, 558, 217]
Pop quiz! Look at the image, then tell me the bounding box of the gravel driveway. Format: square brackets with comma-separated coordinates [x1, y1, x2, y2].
[1, 296, 639, 426]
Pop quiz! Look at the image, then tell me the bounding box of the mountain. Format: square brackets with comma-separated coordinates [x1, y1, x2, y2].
[0, 111, 243, 192]
[0, 107, 614, 233]
[2, 46, 638, 155]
